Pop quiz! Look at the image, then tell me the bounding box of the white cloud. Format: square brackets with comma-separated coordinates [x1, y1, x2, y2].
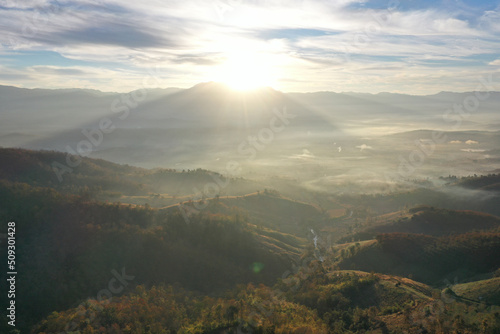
[356, 144, 373, 151]
[290, 148, 315, 160]
[465, 140, 479, 145]
[0, 0, 48, 9]
[0, 1, 499, 93]
[478, 10, 500, 34]
[0, 65, 164, 92]
[449, 140, 462, 144]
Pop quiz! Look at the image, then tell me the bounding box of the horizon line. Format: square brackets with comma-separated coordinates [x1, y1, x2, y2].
[1, 82, 499, 97]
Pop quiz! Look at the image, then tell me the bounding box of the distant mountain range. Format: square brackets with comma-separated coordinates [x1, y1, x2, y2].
[2, 82, 499, 138]
[1, 83, 500, 186]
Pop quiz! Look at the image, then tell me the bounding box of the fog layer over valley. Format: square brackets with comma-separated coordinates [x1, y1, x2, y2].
[1, 83, 499, 197]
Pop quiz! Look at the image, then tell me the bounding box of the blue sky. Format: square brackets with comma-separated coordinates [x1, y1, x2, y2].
[0, 0, 499, 93]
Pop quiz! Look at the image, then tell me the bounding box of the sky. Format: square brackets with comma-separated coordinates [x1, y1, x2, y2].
[1, 0, 500, 94]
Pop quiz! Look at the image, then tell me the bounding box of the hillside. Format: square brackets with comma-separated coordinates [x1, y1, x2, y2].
[332, 180, 500, 223]
[455, 173, 500, 191]
[0, 148, 332, 238]
[0, 180, 302, 332]
[335, 232, 500, 285]
[451, 277, 500, 305]
[163, 190, 328, 237]
[34, 267, 500, 334]
[0, 147, 264, 203]
[339, 206, 500, 242]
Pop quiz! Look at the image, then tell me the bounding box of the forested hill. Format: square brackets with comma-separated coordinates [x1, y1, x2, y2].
[336, 232, 500, 285]
[338, 206, 500, 242]
[0, 147, 233, 196]
[0, 179, 303, 332]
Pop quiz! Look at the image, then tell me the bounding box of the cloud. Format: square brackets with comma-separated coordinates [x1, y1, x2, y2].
[478, 10, 500, 34]
[0, 1, 499, 93]
[0, 0, 48, 9]
[449, 140, 462, 144]
[290, 148, 315, 160]
[31, 65, 87, 76]
[465, 140, 479, 145]
[461, 149, 486, 152]
[356, 144, 372, 151]
[0, 64, 159, 92]
[168, 53, 223, 66]
[54, 24, 173, 49]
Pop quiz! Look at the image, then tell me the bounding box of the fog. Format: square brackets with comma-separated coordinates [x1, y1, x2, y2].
[1, 83, 499, 196]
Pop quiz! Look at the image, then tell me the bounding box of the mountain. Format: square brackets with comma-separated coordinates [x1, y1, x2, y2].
[1, 84, 499, 175]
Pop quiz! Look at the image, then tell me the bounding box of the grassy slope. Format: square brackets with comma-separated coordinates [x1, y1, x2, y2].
[452, 277, 500, 305]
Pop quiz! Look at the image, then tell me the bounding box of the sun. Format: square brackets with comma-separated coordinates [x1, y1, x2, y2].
[216, 52, 276, 91]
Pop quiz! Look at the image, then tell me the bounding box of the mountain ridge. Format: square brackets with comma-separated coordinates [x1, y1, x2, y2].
[2, 82, 500, 97]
